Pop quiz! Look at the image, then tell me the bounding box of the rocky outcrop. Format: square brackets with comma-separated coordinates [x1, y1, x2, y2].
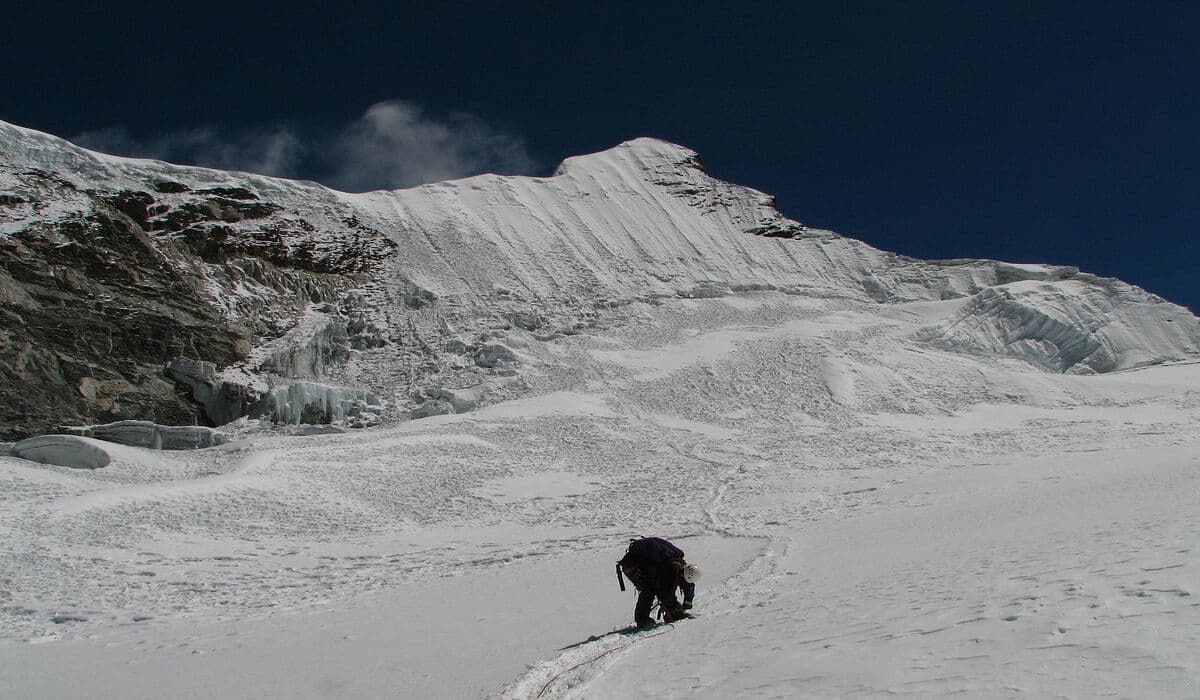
[473, 341, 520, 369]
[0, 188, 242, 439]
[0, 126, 395, 440]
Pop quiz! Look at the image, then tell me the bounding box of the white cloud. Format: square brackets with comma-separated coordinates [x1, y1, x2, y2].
[71, 101, 536, 192]
[324, 100, 536, 191]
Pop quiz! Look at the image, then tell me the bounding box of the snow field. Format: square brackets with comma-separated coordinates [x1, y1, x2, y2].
[575, 447, 1199, 699]
[0, 534, 756, 700]
[1, 292, 1199, 698]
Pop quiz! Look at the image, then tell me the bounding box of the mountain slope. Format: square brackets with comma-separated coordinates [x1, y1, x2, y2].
[1, 121, 1197, 440]
[2, 293, 1198, 698]
[2, 121, 1200, 695]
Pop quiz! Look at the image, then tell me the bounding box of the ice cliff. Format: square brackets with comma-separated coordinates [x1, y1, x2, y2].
[1, 121, 1197, 439]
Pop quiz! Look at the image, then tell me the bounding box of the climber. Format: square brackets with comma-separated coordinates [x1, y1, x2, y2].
[615, 536, 701, 629]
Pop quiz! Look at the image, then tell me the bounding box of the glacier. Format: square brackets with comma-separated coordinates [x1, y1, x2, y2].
[1, 120, 1199, 698]
[2, 120, 1197, 442]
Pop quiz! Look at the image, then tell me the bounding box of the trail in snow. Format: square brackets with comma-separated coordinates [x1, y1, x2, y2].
[577, 446, 1200, 699]
[497, 441, 782, 700]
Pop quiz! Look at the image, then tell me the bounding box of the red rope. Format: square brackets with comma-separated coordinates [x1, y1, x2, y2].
[535, 627, 672, 698]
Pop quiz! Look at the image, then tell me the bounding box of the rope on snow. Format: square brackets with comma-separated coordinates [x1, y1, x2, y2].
[535, 626, 674, 698]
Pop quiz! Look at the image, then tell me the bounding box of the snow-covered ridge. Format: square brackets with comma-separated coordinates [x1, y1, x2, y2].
[1, 119, 1198, 438]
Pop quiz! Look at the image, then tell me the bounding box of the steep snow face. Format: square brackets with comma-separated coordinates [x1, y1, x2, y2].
[345, 137, 1200, 375]
[1, 119, 1199, 438]
[362, 138, 905, 309]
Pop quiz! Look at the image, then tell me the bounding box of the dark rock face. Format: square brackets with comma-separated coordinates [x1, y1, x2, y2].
[0, 168, 394, 440]
[1, 187, 232, 438]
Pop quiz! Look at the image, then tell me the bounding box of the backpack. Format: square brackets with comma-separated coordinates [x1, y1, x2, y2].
[616, 537, 685, 590]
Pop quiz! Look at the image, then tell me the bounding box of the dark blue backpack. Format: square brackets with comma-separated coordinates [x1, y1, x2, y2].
[616, 537, 685, 590]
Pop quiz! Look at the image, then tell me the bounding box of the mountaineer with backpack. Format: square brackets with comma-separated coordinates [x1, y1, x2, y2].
[616, 536, 701, 629]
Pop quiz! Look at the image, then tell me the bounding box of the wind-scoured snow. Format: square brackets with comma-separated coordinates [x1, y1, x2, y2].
[2, 121, 1200, 698]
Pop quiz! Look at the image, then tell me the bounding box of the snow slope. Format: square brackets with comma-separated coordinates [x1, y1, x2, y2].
[3, 120, 1197, 432]
[2, 292, 1198, 698]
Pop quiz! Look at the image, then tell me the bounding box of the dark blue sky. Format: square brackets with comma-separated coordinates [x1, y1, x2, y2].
[3, 2, 1197, 311]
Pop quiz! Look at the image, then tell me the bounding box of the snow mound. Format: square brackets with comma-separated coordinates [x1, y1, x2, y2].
[11, 435, 111, 469]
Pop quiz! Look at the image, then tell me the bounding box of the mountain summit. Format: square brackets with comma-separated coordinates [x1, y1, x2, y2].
[1, 120, 1197, 439]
